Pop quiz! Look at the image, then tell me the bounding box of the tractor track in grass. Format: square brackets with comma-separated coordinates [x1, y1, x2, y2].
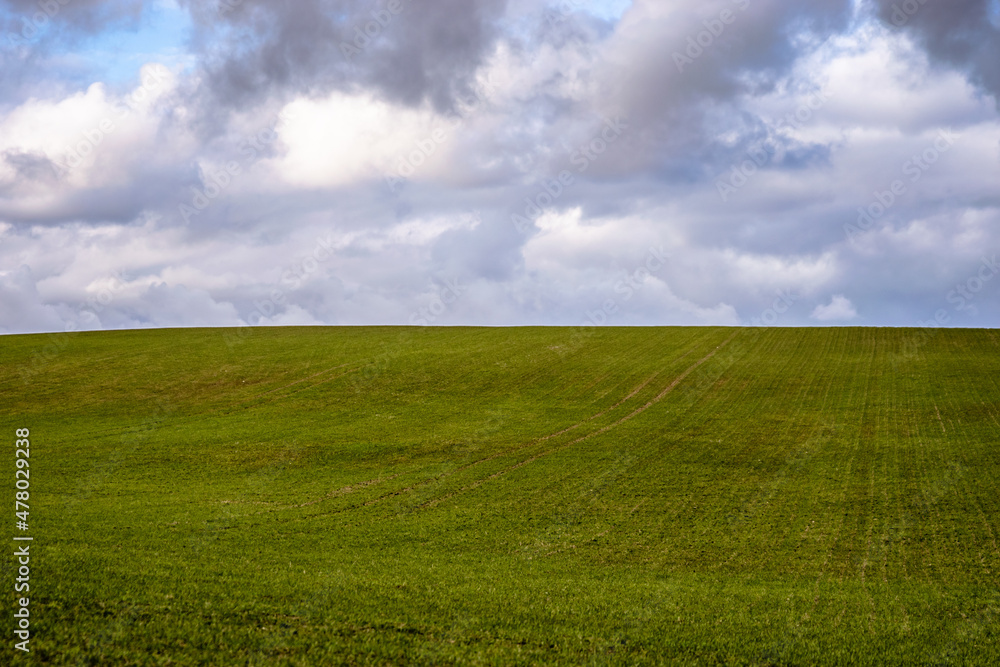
[245, 362, 358, 401]
[278, 368, 671, 518]
[266, 335, 731, 523]
[160, 336, 699, 526]
[414, 332, 739, 511]
[291, 474, 404, 509]
[94, 330, 734, 533]
[214, 472, 403, 518]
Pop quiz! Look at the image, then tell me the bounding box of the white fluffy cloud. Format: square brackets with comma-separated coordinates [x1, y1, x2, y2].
[811, 295, 859, 322]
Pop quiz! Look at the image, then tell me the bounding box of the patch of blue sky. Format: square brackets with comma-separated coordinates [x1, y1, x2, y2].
[505, 0, 630, 42]
[2, 0, 194, 88]
[577, 0, 632, 22]
[74, 1, 194, 87]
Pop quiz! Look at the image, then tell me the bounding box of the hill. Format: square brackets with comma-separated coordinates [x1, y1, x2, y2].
[1, 326, 998, 664]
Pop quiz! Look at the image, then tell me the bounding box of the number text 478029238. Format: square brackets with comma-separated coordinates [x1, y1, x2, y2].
[14, 428, 32, 654]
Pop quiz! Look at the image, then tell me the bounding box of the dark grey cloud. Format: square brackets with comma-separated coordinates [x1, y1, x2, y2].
[0, 149, 61, 194]
[0, 162, 194, 225]
[871, 0, 1000, 104]
[508, 0, 856, 187]
[604, 0, 853, 122]
[179, 0, 508, 115]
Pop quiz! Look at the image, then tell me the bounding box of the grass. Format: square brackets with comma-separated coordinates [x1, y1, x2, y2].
[1, 326, 998, 665]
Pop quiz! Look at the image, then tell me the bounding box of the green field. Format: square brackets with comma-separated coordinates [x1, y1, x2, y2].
[2, 326, 999, 665]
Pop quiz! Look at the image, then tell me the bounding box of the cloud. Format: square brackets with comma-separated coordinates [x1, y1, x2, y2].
[0, 265, 67, 333]
[274, 91, 448, 189]
[811, 294, 858, 321]
[0, 62, 191, 224]
[1, 1, 1000, 334]
[582, 0, 853, 170]
[176, 0, 509, 117]
[870, 0, 1000, 105]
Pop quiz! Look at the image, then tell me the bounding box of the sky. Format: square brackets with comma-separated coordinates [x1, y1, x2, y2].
[1, 0, 999, 334]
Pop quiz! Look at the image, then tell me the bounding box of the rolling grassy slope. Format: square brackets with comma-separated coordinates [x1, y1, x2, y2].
[1, 326, 999, 665]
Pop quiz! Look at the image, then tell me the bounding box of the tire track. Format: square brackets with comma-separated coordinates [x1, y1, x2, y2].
[246, 362, 357, 401]
[417, 332, 738, 511]
[237, 473, 402, 513]
[586, 367, 668, 422]
[934, 403, 947, 434]
[270, 339, 722, 522]
[281, 368, 671, 518]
